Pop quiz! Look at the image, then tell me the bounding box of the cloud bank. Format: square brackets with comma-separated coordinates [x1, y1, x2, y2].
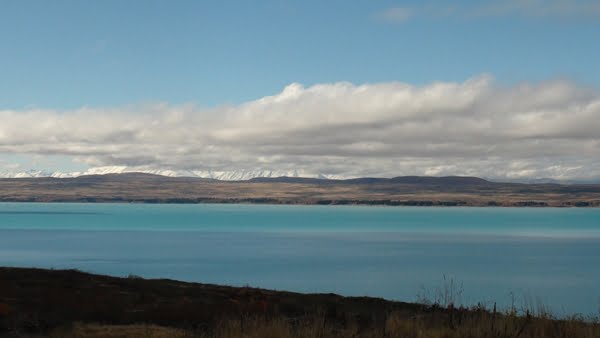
[1, 75, 600, 180]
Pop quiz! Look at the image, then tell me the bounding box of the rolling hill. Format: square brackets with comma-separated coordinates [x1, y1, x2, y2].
[0, 173, 598, 207]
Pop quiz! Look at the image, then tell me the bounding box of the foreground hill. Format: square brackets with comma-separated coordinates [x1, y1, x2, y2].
[0, 267, 598, 337]
[0, 173, 599, 206]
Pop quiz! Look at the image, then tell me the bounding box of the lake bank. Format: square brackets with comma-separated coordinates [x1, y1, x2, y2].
[0, 267, 599, 338]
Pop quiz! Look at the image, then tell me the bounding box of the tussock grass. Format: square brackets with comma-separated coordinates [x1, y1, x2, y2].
[50, 323, 192, 338]
[50, 312, 600, 338]
[3, 268, 599, 338]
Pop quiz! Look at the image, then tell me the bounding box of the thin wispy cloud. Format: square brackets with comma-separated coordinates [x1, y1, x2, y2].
[1, 75, 600, 180]
[376, 7, 413, 23]
[471, 0, 600, 19]
[379, 0, 600, 22]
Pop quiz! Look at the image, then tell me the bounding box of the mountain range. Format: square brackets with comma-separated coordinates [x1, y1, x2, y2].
[0, 167, 345, 181]
[0, 166, 593, 184]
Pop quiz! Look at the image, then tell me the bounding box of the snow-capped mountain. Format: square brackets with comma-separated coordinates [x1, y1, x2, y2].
[188, 169, 333, 181]
[1, 168, 597, 183]
[0, 169, 55, 178]
[0, 167, 346, 181]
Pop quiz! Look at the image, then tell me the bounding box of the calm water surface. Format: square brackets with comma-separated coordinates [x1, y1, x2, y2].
[1, 203, 599, 316]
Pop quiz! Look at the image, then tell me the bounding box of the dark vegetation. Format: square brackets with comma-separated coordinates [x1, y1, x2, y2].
[1, 267, 599, 337]
[1, 173, 599, 207]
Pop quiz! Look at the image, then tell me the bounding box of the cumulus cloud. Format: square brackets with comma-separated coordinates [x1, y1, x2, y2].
[1, 75, 600, 180]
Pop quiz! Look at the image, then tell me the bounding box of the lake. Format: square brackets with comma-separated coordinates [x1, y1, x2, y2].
[1, 203, 599, 316]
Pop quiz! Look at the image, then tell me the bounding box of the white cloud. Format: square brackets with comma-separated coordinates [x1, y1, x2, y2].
[1, 75, 600, 180]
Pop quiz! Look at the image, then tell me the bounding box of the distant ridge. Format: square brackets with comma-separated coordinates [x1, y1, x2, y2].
[2, 172, 492, 185]
[2, 168, 598, 184]
[360, 176, 490, 185]
[248, 175, 492, 185]
[0, 167, 343, 181]
[1, 172, 599, 206]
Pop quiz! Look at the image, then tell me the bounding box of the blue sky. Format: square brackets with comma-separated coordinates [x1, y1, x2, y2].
[1, 0, 598, 109]
[1, 1, 600, 180]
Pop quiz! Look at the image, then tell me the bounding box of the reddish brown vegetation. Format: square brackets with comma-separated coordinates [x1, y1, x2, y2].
[1, 267, 599, 337]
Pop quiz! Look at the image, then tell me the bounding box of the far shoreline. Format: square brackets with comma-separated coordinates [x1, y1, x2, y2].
[0, 199, 599, 207]
[1, 173, 599, 207]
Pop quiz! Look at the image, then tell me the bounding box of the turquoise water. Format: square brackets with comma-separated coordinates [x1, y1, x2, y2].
[1, 203, 599, 316]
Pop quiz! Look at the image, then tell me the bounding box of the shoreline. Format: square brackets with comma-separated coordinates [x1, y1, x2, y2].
[0, 198, 599, 207]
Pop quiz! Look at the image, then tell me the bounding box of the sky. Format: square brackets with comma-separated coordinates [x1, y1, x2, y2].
[1, 0, 600, 181]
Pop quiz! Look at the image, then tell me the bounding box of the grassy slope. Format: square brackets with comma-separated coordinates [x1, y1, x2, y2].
[0, 267, 598, 337]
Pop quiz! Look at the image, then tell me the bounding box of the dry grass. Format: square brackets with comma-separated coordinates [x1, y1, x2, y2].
[50, 323, 192, 338]
[49, 312, 600, 338]
[3, 268, 599, 338]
